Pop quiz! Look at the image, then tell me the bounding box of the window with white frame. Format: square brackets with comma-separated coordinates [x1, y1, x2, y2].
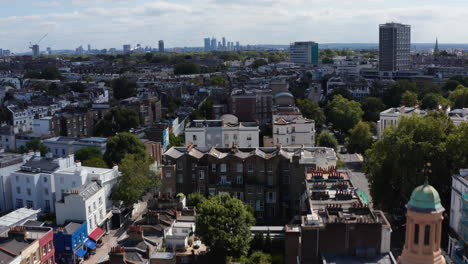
[237, 175, 243, 185]
[220, 163, 227, 172]
[211, 164, 217, 172]
[236, 163, 243, 172]
[220, 175, 227, 184]
[199, 170, 205, 179]
[165, 170, 172, 178]
[267, 192, 276, 203]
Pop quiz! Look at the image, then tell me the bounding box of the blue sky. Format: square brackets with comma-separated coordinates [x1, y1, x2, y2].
[1, 0, 467, 52]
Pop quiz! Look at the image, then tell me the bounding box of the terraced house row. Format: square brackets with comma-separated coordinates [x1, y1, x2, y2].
[161, 145, 337, 223]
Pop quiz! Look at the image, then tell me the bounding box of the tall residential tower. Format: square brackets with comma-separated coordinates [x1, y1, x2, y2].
[379, 22, 411, 72]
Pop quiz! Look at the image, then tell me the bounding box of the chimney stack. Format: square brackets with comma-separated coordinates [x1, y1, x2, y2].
[109, 247, 126, 263]
[128, 225, 144, 242]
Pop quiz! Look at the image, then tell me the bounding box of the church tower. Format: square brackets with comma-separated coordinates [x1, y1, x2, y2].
[398, 181, 446, 264]
[434, 38, 440, 54]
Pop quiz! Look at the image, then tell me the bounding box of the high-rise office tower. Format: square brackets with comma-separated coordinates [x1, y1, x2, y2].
[46, 47, 51, 55]
[236, 41, 240, 51]
[379, 22, 411, 72]
[204, 38, 211, 51]
[289, 41, 319, 64]
[87, 44, 91, 52]
[211, 38, 217, 50]
[0, 49, 3, 56]
[123, 44, 131, 54]
[32, 45, 40, 56]
[159, 40, 165, 53]
[222, 37, 226, 49]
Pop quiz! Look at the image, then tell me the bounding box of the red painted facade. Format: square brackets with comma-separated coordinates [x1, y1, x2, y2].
[38, 228, 55, 264]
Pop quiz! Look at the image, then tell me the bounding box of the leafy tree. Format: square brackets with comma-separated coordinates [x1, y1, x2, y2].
[448, 75, 468, 87]
[446, 122, 468, 169]
[187, 192, 206, 208]
[94, 107, 140, 137]
[210, 75, 227, 86]
[169, 133, 184, 147]
[400, 90, 419, 107]
[365, 113, 455, 215]
[361, 97, 386, 122]
[326, 95, 363, 134]
[110, 154, 159, 206]
[322, 57, 334, 64]
[83, 158, 109, 168]
[382, 80, 416, 107]
[0, 106, 12, 123]
[264, 229, 272, 253]
[326, 86, 353, 101]
[448, 85, 468, 109]
[25, 139, 48, 156]
[317, 132, 338, 150]
[251, 59, 268, 69]
[74, 146, 102, 162]
[239, 251, 272, 264]
[195, 194, 255, 260]
[443, 80, 461, 92]
[25, 66, 62, 80]
[251, 232, 264, 251]
[103, 132, 146, 166]
[296, 99, 326, 130]
[111, 77, 137, 100]
[346, 121, 373, 154]
[421, 93, 449, 110]
[174, 62, 200, 75]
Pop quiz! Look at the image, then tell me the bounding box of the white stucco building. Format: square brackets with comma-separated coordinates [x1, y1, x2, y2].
[185, 115, 259, 148]
[376, 106, 427, 138]
[55, 182, 109, 234]
[0, 153, 26, 212]
[447, 169, 468, 263]
[53, 164, 120, 209]
[10, 154, 75, 212]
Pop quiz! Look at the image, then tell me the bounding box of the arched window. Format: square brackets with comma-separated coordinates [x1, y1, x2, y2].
[414, 224, 419, 244]
[424, 225, 431, 245]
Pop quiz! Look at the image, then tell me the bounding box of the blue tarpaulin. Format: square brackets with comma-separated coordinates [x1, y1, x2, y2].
[84, 239, 96, 249]
[75, 248, 87, 258]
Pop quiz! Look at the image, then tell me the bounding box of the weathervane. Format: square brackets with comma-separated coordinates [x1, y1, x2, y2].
[422, 162, 432, 185]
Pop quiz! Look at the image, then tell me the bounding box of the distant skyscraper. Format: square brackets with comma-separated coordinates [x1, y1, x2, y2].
[204, 38, 211, 51]
[46, 47, 51, 55]
[159, 40, 165, 53]
[123, 44, 131, 54]
[0, 49, 2, 56]
[31, 44, 40, 56]
[222, 37, 226, 49]
[211, 38, 217, 51]
[379, 22, 411, 72]
[236, 41, 240, 51]
[434, 37, 440, 54]
[289, 41, 319, 64]
[87, 44, 91, 52]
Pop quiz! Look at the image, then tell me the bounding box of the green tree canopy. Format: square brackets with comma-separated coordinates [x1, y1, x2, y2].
[400, 90, 419, 107]
[239, 251, 272, 264]
[448, 85, 468, 109]
[174, 62, 201, 75]
[25, 139, 48, 156]
[74, 146, 102, 162]
[346, 121, 373, 154]
[24, 66, 62, 80]
[382, 80, 417, 107]
[365, 113, 456, 215]
[67, 82, 87, 93]
[443, 80, 461, 93]
[103, 132, 147, 166]
[326, 86, 353, 101]
[195, 194, 255, 260]
[296, 99, 326, 130]
[110, 154, 159, 206]
[326, 95, 363, 134]
[317, 132, 338, 150]
[446, 122, 468, 169]
[111, 77, 137, 100]
[94, 107, 140, 137]
[82, 158, 109, 168]
[251, 59, 268, 69]
[186, 192, 206, 208]
[421, 93, 450, 110]
[361, 97, 386, 122]
[210, 75, 227, 86]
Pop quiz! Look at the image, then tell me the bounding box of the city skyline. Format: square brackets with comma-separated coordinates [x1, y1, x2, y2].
[1, 0, 468, 52]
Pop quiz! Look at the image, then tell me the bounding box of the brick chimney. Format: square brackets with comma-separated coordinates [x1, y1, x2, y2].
[109, 247, 126, 263]
[128, 225, 144, 242]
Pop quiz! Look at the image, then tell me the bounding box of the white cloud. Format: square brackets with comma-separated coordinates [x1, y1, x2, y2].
[1, 0, 467, 52]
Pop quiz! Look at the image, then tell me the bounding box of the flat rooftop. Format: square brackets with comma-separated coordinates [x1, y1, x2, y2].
[0, 208, 40, 227]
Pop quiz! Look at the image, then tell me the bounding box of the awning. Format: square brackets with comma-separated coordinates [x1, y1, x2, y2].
[83, 239, 96, 249]
[89, 227, 105, 241]
[75, 248, 87, 258]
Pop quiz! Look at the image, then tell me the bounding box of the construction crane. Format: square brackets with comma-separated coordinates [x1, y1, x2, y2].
[29, 33, 48, 56]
